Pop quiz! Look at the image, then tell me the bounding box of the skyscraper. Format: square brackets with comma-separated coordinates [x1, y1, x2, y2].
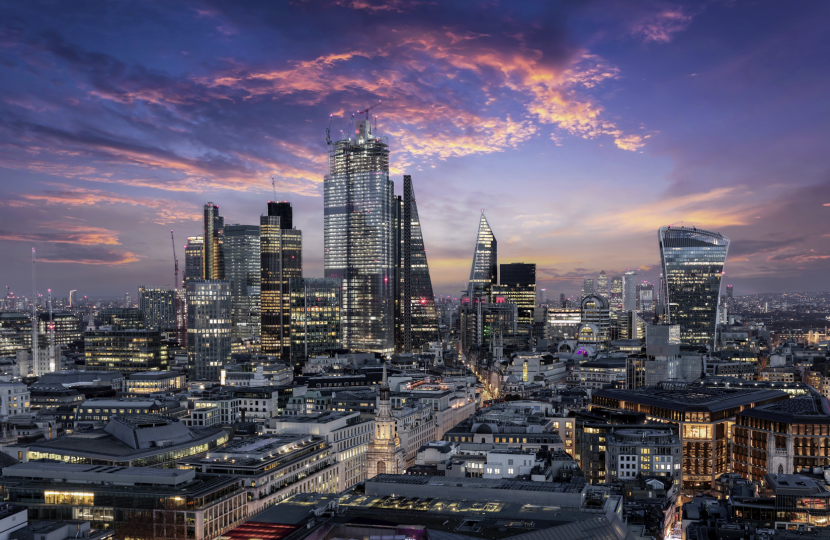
[494, 263, 536, 330]
[186, 280, 232, 380]
[68, 290, 77, 309]
[185, 236, 204, 282]
[658, 226, 730, 349]
[261, 202, 302, 359]
[610, 276, 623, 309]
[325, 119, 396, 355]
[223, 224, 261, 347]
[399, 176, 439, 353]
[289, 277, 341, 364]
[581, 277, 594, 299]
[637, 282, 654, 312]
[623, 271, 638, 312]
[726, 284, 733, 305]
[203, 203, 224, 280]
[138, 286, 175, 330]
[467, 211, 497, 299]
[596, 271, 609, 298]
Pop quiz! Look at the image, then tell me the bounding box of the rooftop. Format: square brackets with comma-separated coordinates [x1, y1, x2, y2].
[594, 381, 787, 413]
[739, 395, 830, 423]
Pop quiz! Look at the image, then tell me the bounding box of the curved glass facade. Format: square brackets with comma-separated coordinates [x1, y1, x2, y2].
[658, 226, 730, 349]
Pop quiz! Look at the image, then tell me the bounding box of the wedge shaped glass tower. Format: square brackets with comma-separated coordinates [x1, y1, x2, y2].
[467, 211, 497, 299]
[400, 176, 439, 352]
[658, 226, 730, 349]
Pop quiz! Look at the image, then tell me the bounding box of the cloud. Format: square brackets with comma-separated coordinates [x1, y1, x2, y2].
[631, 8, 694, 43]
[0, 224, 121, 245]
[37, 245, 140, 265]
[3, 183, 199, 225]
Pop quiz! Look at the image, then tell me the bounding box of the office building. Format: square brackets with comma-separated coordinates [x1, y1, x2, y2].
[581, 277, 594, 299]
[288, 278, 341, 366]
[578, 294, 610, 351]
[606, 427, 681, 482]
[84, 327, 167, 372]
[0, 461, 245, 539]
[7, 415, 228, 467]
[658, 226, 730, 348]
[623, 270, 637, 312]
[203, 202, 224, 280]
[37, 312, 81, 345]
[180, 435, 338, 514]
[269, 411, 372, 492]
[733, 394, 830, 482]
[467, 211, 497, 299]
[593, 381, 787, 491]
[547, 308, 581, 340]
[137, 286, 175, 330]
[596, 270, 609, 298]
[186, 280, 232, 380]
[610, 275, 623, 309]
[325, 119, 396, 355]
[261, 202, 302, 358]
[494, 263, 536, 330]
[637, 281, 654, 312]
[184, 236, 204, 282]
[223, 224, 261, 345]
[100, 308, 144, 330]
[726, 284, 734, 305]
[398, 175, 439, 353]
[68, 290, 77, 308]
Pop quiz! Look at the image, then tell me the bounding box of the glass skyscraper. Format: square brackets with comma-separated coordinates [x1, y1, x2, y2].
[596, 270, 609, 298]
[623, 270, 638, 312]
[186, 280, 232, 380]
[261, 202, 302, 359]
[610, 275, 623, 309]
[203, 203, 224, 280]
[324, 119, 396, 355]
[399, 176, 439, 353]
[289, 277, 341, 365]
[137, 286, 175, 330]
[493, 262, 536, 330]
[223, 224, 261, 346]
[184, 236, 204, 282]
[467, 211, 497, 299]
[658, 226, 730, 349]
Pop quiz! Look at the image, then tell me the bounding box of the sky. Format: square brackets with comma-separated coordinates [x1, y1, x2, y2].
[1, 0, 829, 300]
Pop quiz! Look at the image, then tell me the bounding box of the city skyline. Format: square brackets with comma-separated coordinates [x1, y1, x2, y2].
[1, 1, 829, 298]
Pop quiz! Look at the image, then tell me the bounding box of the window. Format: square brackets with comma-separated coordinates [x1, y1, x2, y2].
[508, 468, 514, 475]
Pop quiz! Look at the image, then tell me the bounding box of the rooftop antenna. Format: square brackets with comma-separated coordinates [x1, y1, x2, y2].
[271, 176, 278, 201]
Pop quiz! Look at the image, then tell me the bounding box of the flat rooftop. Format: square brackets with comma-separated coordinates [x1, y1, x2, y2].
[594, 382, 787, 413]
[740, 395, 830, 423]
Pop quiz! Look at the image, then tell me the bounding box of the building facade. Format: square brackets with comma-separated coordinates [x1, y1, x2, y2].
[467, 212, 497, 299]
[137, 286, 175, 330]
[186, 280, 232, 380]
[223, 224, 261, 346]
[85, 327, 167, 372]
[261, 202, 302, 359]
[325, 120, 396, 355]
[289, 277, 341, 367]
[203, 202, 224, 280]
[658, 226, 730, 349]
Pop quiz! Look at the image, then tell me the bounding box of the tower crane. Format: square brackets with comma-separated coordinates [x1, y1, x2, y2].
[355, 100, 381, 121]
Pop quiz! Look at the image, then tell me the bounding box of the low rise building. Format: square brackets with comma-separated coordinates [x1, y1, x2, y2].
[0, 462, 246, 540]
[225, 386, 280, 421]
[568, 358, 627, 389]
[4, 415, 228, 467]
[0, 382, 31, 421]
[123, 371, 186, 395]
[268, 411, 372, 492]
[606, 427, 681, 482]
[179, 435, 338, 514]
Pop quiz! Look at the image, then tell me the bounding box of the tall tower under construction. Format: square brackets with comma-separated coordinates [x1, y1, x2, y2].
[325, 118, 396, 355]
[261, 201, 302, 359]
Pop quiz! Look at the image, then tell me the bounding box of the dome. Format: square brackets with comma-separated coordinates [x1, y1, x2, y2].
[506, 374, 521, 383]
[581, 293, 610, 310]
[473, 423, 494, 434]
